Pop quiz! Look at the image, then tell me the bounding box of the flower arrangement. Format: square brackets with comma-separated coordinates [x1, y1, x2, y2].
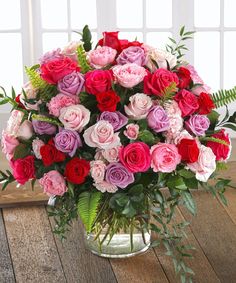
[1, 25, 236, 282]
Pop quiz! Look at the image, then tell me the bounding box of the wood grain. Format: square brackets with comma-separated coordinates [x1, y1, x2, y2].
[3, 206, 66, 283]
[154, 207, 220, 283]
[49, 218, 117, 283]
[219, 189, 236, 225]
[0, 210, 15, 283]
[110, 249, 169, 283]
[180, 191, 236, 283]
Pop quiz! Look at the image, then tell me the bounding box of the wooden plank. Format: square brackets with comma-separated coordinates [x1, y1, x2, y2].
[179, 191, 236, 282]
[154, 207, 220, 283]
[218, 189, 236, 225]
[0, 210, 15, 283]
[110, 249, 170, 283]
[3, 206, 66, 283]
[49, 218, 117, 283]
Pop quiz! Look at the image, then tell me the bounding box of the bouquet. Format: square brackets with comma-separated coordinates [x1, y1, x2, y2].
[1, 25, 236, 282]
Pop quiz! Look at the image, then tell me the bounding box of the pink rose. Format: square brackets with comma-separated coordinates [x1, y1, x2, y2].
[6, 110, 24, 136]
[112, 63, 147, 88]
[83, 120, 120, 149]
[94, 180, 118, 193]
[150, 143, 181, 173]
[101, 146, 121, 162]
[124, 93, 152, 120]
[165, 101, 183, 142]
[47, 93, 79, 117]
[1, 131, 19, 160]
[119, 142, 151, 173]
[88, 46, 117, 68]
[10, 155, 35, 185]
[90, 160, 106, 183]
[16, 120, 34, 140]
[62, 41, 81, 61]
[174, 89, 199, 117]
[39, 170, 67, 196]
[187, 145, 216, 182]
[59, 104, 90, 132]
[32, 138, 45, 159]
[124, 124, 139, 140]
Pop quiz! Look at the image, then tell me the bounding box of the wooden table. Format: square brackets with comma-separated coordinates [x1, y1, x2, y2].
[1, 189, 236, 283]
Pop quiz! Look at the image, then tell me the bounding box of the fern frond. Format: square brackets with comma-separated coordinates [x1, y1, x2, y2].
[77, 191, 102, 233]
[212, 86, 236, 108]
[200, 136, 229, 146]
[76, 44, 92, 74]
[162, 82, 178, 100]
[25, 66, 57, 101]
[31, 114, 62, 126]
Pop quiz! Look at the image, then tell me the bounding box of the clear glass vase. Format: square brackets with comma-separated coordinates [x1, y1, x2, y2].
[85, 227, 151, 258]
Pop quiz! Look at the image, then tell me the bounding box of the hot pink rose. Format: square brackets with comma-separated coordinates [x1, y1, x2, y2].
[39, 170, 67, 196]
[144, 68, 179, 97]
[124, 93, 152, 120]
[174, 89, 199, 117]
[85, 70, 113, 95]
[94, 180, 118, 193]
[10, 155, 35, 185]
[1, 131, 19, 160]
[88, 46, 117, 68]
[59, 104, 90, 132]
[124, 124, 139, 140]
[101, 146, 121, 162]
[47, 93, 79, 117]
[112, 63, 147, 88]
[187, 145, 216, 182]
[90, 160, 106, 183]
[150, 143, 181, 173]
[83, 120, 120, 149]
[119, 142, 151, 173]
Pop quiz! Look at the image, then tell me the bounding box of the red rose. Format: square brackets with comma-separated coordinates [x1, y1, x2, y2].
[120, 40, 143, 50]
[15, 94, 26, 109]
[206, 129, 230, 161]
[174, 89, 199, 117]
[119, 142, 151, 173]
[198, 92, 215, 114]
[65, 157, 90, 184]
[40, 57, 79, 84]
[177, 139, 200, 163]
[10, 155, 35, 185]
[40, 142, 66, 166]
[144, 68, 179, 97]
[176, 67, 192, 89]
[85, 70, 113, 95]
[96, 90, 120, 112]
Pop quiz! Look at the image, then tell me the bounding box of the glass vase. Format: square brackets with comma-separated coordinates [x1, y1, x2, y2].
[85, 226, 151, 258]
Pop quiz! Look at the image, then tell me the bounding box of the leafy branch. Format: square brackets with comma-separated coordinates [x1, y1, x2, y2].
[212, 86, 236, 108]
[0, 170, 15, 191]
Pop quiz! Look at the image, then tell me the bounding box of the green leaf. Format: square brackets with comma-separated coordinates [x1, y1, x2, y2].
[11, 87, 16, 99]
[180, 26, 185, 36]
[212, 86, 236, 108]
[182, 191, 196, 215]
[13, 144, 31, 160]
[167, 175, 187, 190]
[82, 25, 92, 51]
[77, 191, 102, 233]
[138, 129, 155, 144]
[178, 169, 195, 179]
[222, 123, 236, 131]
[0, 98, 9, 105]
[218, 192, 228, 206]
[76, 44, 92, 74]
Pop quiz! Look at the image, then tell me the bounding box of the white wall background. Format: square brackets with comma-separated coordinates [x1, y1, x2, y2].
[0, 0, 236, 135]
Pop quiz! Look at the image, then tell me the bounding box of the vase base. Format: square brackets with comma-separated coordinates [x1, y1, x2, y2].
[86, 231, 151, 258]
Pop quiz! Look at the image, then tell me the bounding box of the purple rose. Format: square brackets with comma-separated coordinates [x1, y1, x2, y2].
[57, 71, 85, 96]
[105, 162, 134, 189]
[39, 48, 63, 65]
[54, 129, 82, 157]
[147, 106, 170, 133]
[116, 46, 146, 66]
[185, 115, 210, 136]
[32, 120, 57, 135]
[98, 111, 128, 131]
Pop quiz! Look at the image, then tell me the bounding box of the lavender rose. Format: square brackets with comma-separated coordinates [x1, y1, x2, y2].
[58, 71, 85, 96]
[147, 106, 170, 133]
[39, 48, 63, 65]
[105, 162, 134, 189]
[98, 111, 128, 131]
[185, 115, 210, 136]
[32, 120, 57, 135]
[54, 129, 82, 157]
[117, 46, 146, 66]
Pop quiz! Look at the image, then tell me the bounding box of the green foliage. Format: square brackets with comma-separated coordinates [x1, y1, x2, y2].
[81, 25, 92, 51]
[162, 82, 178, 101]
[212, 86, 236, 108]
[76, 44, 92, 74]
[199, 136, 229, 146]
[13, 143, 31, 160]
[77, 191, 102, 233]
[138, 129, 156, 145]
[31, 114, 62, 127]
[0, 170, 15, 191]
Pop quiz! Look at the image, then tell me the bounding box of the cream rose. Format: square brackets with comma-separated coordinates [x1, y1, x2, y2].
[124, 93, 153, 120]
[83, 120, 120, 149]
[59, 104, 90, 132]
[90, 160, 106, 183]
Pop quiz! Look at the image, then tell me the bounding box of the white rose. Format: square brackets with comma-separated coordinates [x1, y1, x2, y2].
[59, 104, 90, 132]
[187, 145, 216, 182]
[124, 93, 153, 120]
